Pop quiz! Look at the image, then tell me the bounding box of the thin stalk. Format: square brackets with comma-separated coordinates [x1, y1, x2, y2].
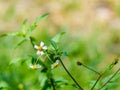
[59, 59, 83, 90]
[82, 64, 101, 75]
[91, 74, 102, 90]
[77, 61, 101, 75]
[97, 68, 120, 90]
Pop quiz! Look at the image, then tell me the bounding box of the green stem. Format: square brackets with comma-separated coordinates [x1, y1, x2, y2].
[59, 59, 83, 90]
[77, 61, 101, 75]
[50, 78, 56, 90]
[97, 68, 120, 90]
[81, 63, 101, 75]
[91, 74, 102, 90]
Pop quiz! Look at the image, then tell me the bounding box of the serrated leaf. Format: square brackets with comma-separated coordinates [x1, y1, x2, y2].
[52, 32, 65, 43]
[35, 13, 49, 23]
[61, 52, 68, 56]
[49, 40, 58, 50]
[29, 13, 49, 32]
[21, 19, 28, 35]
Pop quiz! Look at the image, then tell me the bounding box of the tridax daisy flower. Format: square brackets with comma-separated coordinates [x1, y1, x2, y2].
[51, 60, 59, 69]
[34, 41, 47, 55]
[30, 64, 41, 70]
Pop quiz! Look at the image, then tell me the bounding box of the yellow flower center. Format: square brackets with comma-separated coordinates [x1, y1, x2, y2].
[38, 46, 43, 51]
[32, 65, 38, 70]
[53, 63, 58, 68]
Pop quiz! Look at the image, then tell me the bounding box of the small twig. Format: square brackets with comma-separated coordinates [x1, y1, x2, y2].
[83, 64, 101, 75]
[77, 61, 101, 90]
[60, 59, 83, 90]
[97, 68, 120, 90]
[77, 61, 101, 75]
[50, 78, 56, 90]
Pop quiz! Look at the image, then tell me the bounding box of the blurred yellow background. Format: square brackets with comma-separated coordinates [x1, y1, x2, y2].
[1, 0, 120, 61]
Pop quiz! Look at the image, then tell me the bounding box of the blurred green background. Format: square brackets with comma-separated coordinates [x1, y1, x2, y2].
[0, 0, 120, 90]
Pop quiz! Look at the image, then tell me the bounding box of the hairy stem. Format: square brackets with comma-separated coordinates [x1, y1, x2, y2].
[59, 59, 83, 90]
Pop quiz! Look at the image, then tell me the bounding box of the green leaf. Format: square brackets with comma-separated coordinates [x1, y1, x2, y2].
[21, 19, 28, 35]
[55, 78, 68, 84]
[0, 32, 23, 37]
[9, 58, 23, 65]
[35, 13, 49, 23]
[40, 77, 50, 90]
[29, 13, 49, 32]
[112, 73, 120, 81]
[90, 80, 101, 89]
[52, 32, 65, 43]
[30, 36, 36, 42]
[49, 40, 58, 50]
[0, 34, 7, 37]
[14, 39, 26, 48]
[104, 61, 117, 73]
[102, 73, 120, 82]
[0, 81, 8, 90]
[9, 57, 28, 66]
[61, 52, 68, 56]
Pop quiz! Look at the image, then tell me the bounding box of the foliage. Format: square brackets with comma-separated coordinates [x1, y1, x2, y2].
[0, 13, 120, 90]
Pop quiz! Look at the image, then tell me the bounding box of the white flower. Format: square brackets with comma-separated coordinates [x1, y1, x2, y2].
[30, 64, 41, 70]
[51, 60, 59, 69]
[34, 41, 47, 55]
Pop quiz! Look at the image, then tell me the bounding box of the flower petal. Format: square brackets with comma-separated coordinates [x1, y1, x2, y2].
[56, 60, 59, 64]
[40, 41, 44, 47]
[40, 51, 44, 55]
[36, 64, 42, 68]
[29, 64, 33, 68]
[43, 46, 47, 50]
[51, 64, 54, 69]
[34, 45, 38, 49]
[36, 51, 41, 55]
